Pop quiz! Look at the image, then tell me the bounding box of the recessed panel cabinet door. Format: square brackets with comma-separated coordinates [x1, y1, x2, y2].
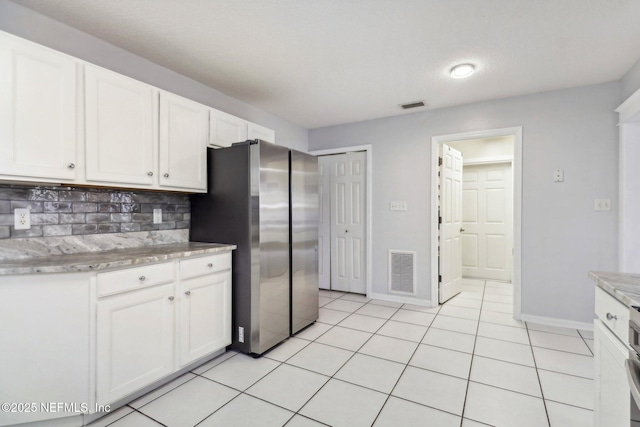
[0, 33, 77, 180]
[179, 271, 231, 367]
[247, 122, 275, 143]
[209, 109, 248, 148]
[159, 92, 208, 191]
[85, 65, 155, 185]
[96, 285, 175, 405]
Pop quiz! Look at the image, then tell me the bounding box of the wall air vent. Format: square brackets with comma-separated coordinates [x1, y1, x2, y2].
[389, 250, 416, 295]
[401, 101, 425, 110]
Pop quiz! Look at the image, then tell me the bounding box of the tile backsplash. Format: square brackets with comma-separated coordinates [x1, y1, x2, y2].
[0, 184, 190, 239]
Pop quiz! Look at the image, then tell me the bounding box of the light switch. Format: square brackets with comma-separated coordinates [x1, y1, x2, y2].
[553, 169, 564, 182]
[153, 208, 162, 224]
[390, 201, 407, 211]
[595, 199, 611, 211]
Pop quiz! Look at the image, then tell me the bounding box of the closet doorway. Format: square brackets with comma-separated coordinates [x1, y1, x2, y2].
[312, 146, 372, 295]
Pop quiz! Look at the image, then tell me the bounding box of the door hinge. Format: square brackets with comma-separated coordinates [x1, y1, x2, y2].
[438, 156, 442, 166]
[438, 216, 442, 224]
[438, 275, 442, 283]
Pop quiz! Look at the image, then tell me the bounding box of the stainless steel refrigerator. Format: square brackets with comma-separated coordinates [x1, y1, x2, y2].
[190, 140, 318, 355]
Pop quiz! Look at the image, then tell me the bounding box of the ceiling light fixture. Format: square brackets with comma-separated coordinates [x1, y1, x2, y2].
[450, 63, 475, 79]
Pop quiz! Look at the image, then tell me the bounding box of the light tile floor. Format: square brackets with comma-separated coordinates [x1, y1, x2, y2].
[89, 279, 594, 427]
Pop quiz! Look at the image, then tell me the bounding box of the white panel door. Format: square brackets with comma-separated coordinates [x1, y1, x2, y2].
[0, 33, 78, 181]
[330, 152, 366, 294]
[96, 284, 175, 405]
[159, 92, 208, 191]
[439, 144, 463, 303]
[461, 163, 512, 281]
[317, 156, 332, 290]
[85, 65, 155, 185]
[179, 271, 231, 367]
[209, 109, 248, 148]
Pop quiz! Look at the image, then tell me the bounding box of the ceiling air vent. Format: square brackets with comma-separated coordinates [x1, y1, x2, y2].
[401, 101, 425, 110]
[389, 250, 416, 295]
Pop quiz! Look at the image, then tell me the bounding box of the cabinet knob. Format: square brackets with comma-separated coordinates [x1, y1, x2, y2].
[606, 312, 618, 321]
[68, 163, 75, 169]
[168, 296, 174, 301]
[207, 263, 213, 268]
[185, 291, 191, 296]
[164, 173, 169, 178]
[139, 275, 146, 282]
[147, 171, 154, 176]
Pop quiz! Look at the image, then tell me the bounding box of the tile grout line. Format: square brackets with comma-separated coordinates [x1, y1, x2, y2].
[282, 296, 404, 426]
[525, 321, 552, 427]
[370, 306, 436, 426]
[458, 279, 488, 426]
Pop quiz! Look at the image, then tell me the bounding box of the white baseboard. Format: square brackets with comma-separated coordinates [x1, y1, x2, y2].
[368, 292, 437, 308]
[519, 313, 594, 332]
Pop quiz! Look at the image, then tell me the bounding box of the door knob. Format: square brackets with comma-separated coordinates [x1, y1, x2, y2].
[460, 228, 465, 232]
[345, 229, 348, 233]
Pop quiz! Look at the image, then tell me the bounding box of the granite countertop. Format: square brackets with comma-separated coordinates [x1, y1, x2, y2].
[0, 242, 236, 275]
[589, 271, 640, 307]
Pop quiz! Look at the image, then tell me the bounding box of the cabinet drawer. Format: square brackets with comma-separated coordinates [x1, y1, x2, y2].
[180, 252, 231, 280]
[595, 286, 629, 342]
[97, 262, 176, 297]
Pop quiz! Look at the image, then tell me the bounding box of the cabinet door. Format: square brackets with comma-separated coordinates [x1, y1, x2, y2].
[85, 65, 155, 185]
[247, 122, 275, 144]
[179, 271, 231, 367]
[594, 320, 630, 427]
[96, 284, 175, 405]
[159, 92, 208, 191]
[0, 33, 77, 181]
[209, 109, 248, 148]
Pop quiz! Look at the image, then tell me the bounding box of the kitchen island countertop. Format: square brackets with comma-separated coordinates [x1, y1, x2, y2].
[0, 242, 236, 275]
[589, 271, 640, 307]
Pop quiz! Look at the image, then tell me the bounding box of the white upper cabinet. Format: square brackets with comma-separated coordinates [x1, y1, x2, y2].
[85, 65, 155, 186]
[209, 109, 248, 148]
[159, 92, 208, 191]
[247, 122, 275, 143]
[0, 32, 78, 181]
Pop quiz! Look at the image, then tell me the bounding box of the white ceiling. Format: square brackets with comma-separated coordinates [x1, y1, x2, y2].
[12, 0, 640, 129]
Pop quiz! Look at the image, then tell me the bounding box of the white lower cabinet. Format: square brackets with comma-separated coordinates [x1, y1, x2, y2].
[95, 253, 232, 406]
[96, 284, 176, 406]
[179, 270, 231, 366]
[0, 273, 90, 426]
[594, 286, 632, 427]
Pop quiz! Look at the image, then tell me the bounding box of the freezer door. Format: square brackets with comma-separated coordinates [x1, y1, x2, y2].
[290, 150, 319, 334]
[252, 142, 291, 354]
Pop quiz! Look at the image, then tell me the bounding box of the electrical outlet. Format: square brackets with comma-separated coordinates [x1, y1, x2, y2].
[153, 208, 162, 224]
[595, 198, 611, 211]
[238, 326, 244, 343]
[14, 208, 30, 230]
[390, 201, 408, 211]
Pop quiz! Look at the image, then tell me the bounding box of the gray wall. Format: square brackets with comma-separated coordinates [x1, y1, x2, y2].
[310, 82, 620, 324]
[0, 1, 309, 151]
[621, 57, 640, 103]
